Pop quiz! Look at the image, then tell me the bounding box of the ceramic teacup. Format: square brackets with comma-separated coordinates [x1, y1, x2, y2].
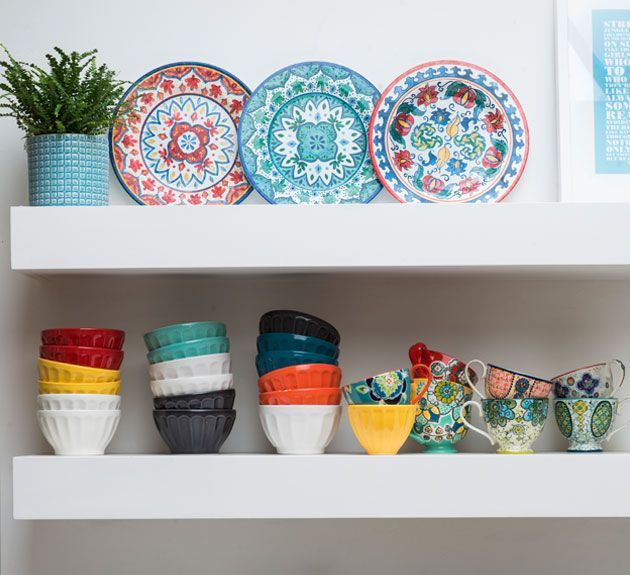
[409, 342, 476, 386]
[554, 397, 630, 452]
[409, 378, 473, 453]
[460, 398, 549, 454]
[551, 360, 626, 399]
[343, 368, 412, 405]
[465, 360, 553, 400]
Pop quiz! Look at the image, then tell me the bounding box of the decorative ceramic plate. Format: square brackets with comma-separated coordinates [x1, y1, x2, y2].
[111, 62, 251, 205]
[238, 62, 381, 204]
[369, 60, 529, 203]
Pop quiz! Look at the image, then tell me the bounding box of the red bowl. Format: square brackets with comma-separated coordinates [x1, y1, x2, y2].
[41, 328, 125, 350]
[259, 387, 342, 405]
[40, 345, 124, 370]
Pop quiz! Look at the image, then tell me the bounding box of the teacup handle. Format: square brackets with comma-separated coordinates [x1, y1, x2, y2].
[606, 397, 630, 441]
[411, 364, 432, 404]
[460, 400, 495, 446]
[465, 359, 487, 399]
[408, 342, 427, 365]
[609, 359, 626, 396]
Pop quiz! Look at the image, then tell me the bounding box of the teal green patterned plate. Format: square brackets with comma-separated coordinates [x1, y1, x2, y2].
[238, 62, 381, 204]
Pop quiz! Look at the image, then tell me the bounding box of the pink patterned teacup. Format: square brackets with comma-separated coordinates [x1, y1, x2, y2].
[465, 360, 553, 400]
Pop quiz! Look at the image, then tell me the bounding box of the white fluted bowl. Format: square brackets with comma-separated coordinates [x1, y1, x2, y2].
[259, 405, 341, 455]
[150, 373, 234, 398]
[37, 409, 121, 455]
[37, 394, 121, 411]
[148, 353, 231, 381]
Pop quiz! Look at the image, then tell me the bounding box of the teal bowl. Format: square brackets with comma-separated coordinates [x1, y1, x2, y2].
[147, 337, 230, 364]
[343, 368, 412, 405]
[256, 333, 339, 359]
[143, 322, 226, 351]
[256, 350, 338, 377]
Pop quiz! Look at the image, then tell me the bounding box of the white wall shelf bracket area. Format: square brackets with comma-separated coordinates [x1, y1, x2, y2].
[10, 203, 630, 276]
[13, 453, 630, 520]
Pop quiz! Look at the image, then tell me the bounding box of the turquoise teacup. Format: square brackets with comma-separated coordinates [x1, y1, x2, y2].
[554, 397, 630, 452]
[409, 379, 473, 453]
[343, 368, 412, 405]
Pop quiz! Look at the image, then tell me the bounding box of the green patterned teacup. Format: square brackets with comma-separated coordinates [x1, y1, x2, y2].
[554, 398, 630, 452]
[461, 398, 548, 454]
[409, 378, 472, 453]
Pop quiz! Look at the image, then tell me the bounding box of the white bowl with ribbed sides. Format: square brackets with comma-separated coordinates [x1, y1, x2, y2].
[150, 373, 234, 398]
[259, 405, 342, 455]
[148, 353, 231, 381]
[37, 410, 121, 455]
[37, 394, 121, 411]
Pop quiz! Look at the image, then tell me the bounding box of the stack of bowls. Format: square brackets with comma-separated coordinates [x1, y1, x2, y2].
[144, 322, 235, 454]
[37, 328, 124, 455]
[257, 310, 342, 455]
[344, 368, 417, 455]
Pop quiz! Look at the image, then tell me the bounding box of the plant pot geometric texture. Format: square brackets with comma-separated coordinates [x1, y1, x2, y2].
[27, 134, 109, 206]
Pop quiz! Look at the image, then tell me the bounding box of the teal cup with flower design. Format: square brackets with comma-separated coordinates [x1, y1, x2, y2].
[554, 397, 630, 452]
[343, 369, 412, 405]
[409, 378, 473, 453]
[460, 398, 548, 454]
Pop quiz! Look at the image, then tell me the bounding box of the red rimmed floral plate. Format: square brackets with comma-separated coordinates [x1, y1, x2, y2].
[369, 60, 529, 203]
[111, 62, 251, 205]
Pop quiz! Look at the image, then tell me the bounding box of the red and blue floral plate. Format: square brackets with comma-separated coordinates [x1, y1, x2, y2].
[111, 62, 251, 205]
[369, 60, 529, 203]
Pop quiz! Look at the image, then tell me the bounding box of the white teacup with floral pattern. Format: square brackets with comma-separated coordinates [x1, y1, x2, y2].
[551, 360, 625, 399]
[460, 398, 548, 454]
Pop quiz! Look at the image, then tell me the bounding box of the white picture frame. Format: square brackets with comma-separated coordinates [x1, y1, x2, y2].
[556, 0, 630, 201]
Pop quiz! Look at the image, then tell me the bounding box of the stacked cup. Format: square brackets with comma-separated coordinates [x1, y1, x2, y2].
[552, 360, 629, 452]
[37, 328, 124, 455]
[461, 359, 553, 454]
[257, 310, 342, 455]
[344, 368, 416, 455]
[144, 322, 235, 454]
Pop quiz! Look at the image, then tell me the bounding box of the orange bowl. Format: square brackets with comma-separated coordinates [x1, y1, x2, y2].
[259, 387, 342, 405]
[258, 363, 341, 393]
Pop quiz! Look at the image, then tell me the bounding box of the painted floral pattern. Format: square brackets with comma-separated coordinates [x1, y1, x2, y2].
[370, 62, 528, 204]
[344, 369, 411, 405]
[479, 399, 548, 453]
[552, 363, 617, 399]
[111, 63, 251, 205]
[239, 62, 381, 204]
[554, 399, 616, 451]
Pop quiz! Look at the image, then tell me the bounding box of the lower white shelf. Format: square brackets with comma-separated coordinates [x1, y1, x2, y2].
[13, 453, 630, 520]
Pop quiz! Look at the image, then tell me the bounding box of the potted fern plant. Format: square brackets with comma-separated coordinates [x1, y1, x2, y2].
[0, 46, 126, 205]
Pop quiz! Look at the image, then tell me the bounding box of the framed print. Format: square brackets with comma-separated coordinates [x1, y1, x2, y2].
[557, 0, 630, 201]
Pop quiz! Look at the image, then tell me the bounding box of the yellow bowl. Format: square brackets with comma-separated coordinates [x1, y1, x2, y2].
[38, 380, 121, 395]
[348, 404, 416, 455]
[38, 358, 120, 384]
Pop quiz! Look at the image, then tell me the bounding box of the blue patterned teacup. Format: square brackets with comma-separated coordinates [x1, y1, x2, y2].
[551, 360, 625, 399]
[554, 397, 630, 452]
[409, 378, 473, 453]
[343, 368, 412, 405]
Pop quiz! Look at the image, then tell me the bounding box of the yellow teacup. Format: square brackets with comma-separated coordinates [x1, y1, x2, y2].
[348, 404, 416, 455]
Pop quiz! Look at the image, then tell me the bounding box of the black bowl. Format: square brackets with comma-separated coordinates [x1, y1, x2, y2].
[153, 389, 235, 410]
[259, 310, 340, 345]
[152, 409, 236, 454]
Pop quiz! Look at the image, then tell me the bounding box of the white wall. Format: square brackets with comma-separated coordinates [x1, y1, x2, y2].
[2, 1, 630, 574]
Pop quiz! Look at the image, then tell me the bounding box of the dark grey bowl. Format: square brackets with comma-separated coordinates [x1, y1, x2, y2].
[152, 409, 236, 454]
[153, 389, 235, 410]
[259, 310, 340, 345]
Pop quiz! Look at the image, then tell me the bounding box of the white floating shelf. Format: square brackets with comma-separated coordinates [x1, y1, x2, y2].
[13, 453, 630, 519]
[10, 203, 630, 276]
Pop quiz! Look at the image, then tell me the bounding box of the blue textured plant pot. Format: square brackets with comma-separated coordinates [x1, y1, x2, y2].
[27, 134, 109, 206]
